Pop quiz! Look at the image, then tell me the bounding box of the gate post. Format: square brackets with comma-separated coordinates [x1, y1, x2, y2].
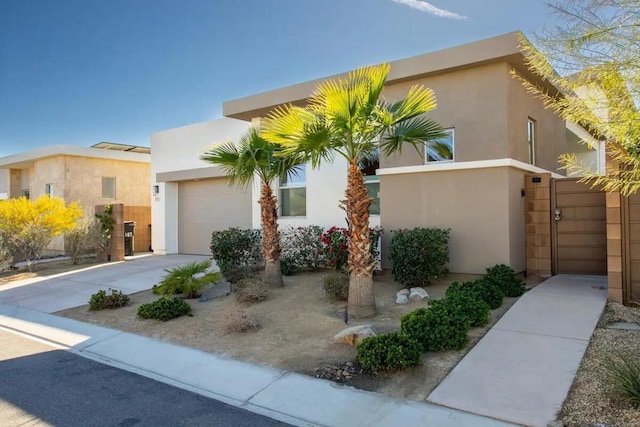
[525, 173, 552, 277]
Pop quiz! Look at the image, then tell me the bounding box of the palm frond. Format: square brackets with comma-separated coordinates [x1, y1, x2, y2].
[379, 117, 447, 157]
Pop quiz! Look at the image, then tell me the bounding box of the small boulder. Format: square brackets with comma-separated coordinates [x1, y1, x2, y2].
[398, 288, 410, 296]
[409, 287, 429, 301]
[396, 293, 409, 304]
[333, 324, 378, 347]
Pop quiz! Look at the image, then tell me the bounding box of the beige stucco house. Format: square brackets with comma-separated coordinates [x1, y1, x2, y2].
[0, 142, 152, 255]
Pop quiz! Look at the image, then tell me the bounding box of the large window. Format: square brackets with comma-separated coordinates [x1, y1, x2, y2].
[280, 165, 306, 217]
[527, 118, 536, 165]
[45, 183, 54, 197]
[360, 157, 380, 215]
[102, 177, 116, 199]
[425, 129, 454, 163]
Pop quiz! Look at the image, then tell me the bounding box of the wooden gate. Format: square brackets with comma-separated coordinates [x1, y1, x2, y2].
[624, 193, 640, 304]
[552, 178, 607, 275]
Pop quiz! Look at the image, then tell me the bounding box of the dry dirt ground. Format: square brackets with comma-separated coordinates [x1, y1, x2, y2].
[57, 270, 521, 401]
[0, 258, 103, 287]
[560, 303, 640, 427]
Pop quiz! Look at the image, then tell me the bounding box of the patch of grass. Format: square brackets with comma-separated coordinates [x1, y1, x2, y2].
[604, 352, 640, 408]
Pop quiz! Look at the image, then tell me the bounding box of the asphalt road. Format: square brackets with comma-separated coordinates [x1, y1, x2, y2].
[0, 329, 288, 427]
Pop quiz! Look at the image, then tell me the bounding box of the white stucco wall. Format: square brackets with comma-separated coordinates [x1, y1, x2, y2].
[150, 118, 250, 254]
[251, 156, 381, 232]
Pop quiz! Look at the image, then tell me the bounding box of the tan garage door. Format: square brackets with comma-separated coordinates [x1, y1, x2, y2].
[626, 193, 640, 304]
[552, 178, 607, 274]
[178, 179, 252, 255]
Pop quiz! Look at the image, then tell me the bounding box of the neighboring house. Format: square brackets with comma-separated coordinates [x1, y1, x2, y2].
[0, 142, 152, 256]
[152, 31, 601, 276]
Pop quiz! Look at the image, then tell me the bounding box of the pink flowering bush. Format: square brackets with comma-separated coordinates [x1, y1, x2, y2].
[320, 226, 383, 272]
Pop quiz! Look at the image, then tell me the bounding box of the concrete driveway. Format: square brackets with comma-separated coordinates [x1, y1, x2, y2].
[0, 254, 211, 313]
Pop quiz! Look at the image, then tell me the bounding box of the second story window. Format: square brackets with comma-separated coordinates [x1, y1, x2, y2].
[528, 118, 536, 165]
[45, 183, 54, 197]
[425, 129, 454, 163]
[280, 165, 306, 217]
[102, 177, 116, 199]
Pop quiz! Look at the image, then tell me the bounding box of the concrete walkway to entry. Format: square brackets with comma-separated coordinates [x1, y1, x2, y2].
[428, 274, 608, 427]
[0, 254, 211, 313]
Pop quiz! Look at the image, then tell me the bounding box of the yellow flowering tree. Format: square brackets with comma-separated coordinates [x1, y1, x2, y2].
[0, 196, 83, 271]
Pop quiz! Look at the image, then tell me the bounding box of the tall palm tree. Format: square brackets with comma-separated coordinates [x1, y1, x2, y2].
[201, 127, 302, 287]
[262, 64, 446, 318]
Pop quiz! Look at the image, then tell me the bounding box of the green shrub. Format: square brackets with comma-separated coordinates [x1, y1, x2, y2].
[356, 332, 423, 372]
[323, 273, 349, 301]
[210, 228, 262, 282]
[446, 279, 503, 310]
[89, 289, 130, 310]
[435, 294, 490, 328]
[390, 228, 450, 287]
[137, 297, 191, 321]
[280, 225, 325, 272]
[234, 278, 270, 304]
[401, 304, 470, 352]
[604, 352, 640, 408]
[279, 255, 298, 276]
[152, 260, 220, 298]
[485, 264, 526, 297]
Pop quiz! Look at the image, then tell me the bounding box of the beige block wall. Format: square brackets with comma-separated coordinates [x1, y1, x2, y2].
[507, 72, 567, 173]
[606, 191, 624, 304]
[60, 155, 151, 216]
[123, 205, 152, 254]
[524, 173, 552, 276]
[380, 166, 525, 274]
[381, 63, 510, 169]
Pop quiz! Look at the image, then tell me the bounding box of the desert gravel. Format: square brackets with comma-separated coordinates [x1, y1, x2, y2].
[560, 303, 640, 427]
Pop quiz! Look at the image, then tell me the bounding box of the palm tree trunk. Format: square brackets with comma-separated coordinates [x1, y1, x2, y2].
[345, 162, 376, 318]
[259, 181, 284, 287]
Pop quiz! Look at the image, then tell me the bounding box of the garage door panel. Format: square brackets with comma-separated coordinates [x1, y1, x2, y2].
[178, 179, 252, 255]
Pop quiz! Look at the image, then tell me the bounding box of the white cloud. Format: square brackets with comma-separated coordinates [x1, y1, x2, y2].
[390, 0, 468, 20]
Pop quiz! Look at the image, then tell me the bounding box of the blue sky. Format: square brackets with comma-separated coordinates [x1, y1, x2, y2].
[0, 0, 556, 156]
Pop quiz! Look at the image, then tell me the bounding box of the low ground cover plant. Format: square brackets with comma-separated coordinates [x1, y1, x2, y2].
[210, 228, 262, 282]
[89, 289, 130, 310]
[485, 264, 526, 297]
[234, 278, 270, 304]
[137, 297, 191, 321]
[323, 272, 349, 301]
[356, 332, 423, 372]
[435, 294, 490, 328]
[222, 307, 260, 334]
[401, 304, 470, 352]
[390, 228, 450, 287]
[152, 260, 220, 299]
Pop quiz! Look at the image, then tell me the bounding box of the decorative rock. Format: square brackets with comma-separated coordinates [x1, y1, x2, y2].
[608, 322, 640, 331]
[333, 324, 378, 347]
[398, 288, 410, 296]
[409, 287, 429, 301]
[395, 293, 409, 305]
[198, 281, 231, 302]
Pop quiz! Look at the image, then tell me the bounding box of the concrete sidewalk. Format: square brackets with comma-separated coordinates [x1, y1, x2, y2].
[0, 303, 514, 427]
[428, 274, 608, 427]
[0, 254, 210, 313]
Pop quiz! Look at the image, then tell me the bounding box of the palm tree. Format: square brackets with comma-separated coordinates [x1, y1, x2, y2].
[201, 127, 302, 287]
[262, 64, 446, 318]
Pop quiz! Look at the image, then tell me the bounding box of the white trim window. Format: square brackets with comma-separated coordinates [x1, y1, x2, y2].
[45, 183, 54, 197]
[527, 118, 536, 165]
[360, 157, 380, 215]
[425, 128, 455, 163]
[280, 165, 306, 217]
[102, 177, 116, 199]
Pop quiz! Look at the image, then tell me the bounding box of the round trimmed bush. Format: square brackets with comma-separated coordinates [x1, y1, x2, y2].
[485, 264, 526, 297]
[400, 304, 470, 352]
[435, 294, 490, 328]
[446, 280, 503, 310]
[356, 332, 423, 372]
